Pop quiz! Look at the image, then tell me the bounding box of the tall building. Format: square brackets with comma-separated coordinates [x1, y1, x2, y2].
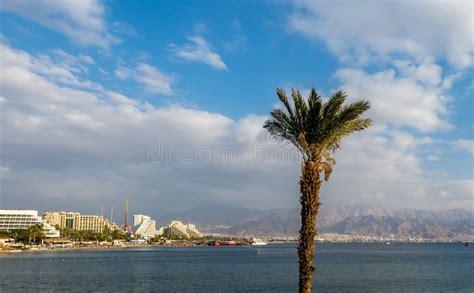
[0, 209, 60, 238]
[133, 214, 151, 227]
[43, 211, 109, 233]
[161, 220, 203, 238]
[133, 214, 158, 238]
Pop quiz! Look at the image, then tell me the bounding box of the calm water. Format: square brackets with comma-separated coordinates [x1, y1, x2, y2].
[1, 243, 472, 292]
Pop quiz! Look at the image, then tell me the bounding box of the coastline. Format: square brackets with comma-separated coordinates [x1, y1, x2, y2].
[2, 240, 470, 255]
[0, 242, 203, 254]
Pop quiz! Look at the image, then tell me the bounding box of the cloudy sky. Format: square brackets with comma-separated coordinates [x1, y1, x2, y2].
[0, 1, 472, 219]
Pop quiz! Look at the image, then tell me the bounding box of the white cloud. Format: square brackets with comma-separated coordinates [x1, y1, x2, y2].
[115, 63, 175, 95]
[1, 0, 118, 49]
[0, 43, 471, 214]
[335, 58, 452, 132]
[0, 166, 10, 178]
[426, 155, 440, 162]
[454, 139, 474, 154]
[98, 67, 109, 75]
[49, 49, 95, 73]
[320, 129, 474, 209]
[111, 21, 137, 37]
[0, 43, 103, 92]
[170, 36, 227, 70]
[393, 57, 442, 87]
[289, 1, 474, 68]
[286, 1, 472, 209]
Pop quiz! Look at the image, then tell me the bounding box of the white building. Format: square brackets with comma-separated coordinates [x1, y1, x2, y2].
[131, 215, 203, 239]
[43, 211, 109, 233]
[134, 214, 151, 227]
[161, 220, 203, 238]
[0, 210, 60, 238]
[133, 214, 158, 238]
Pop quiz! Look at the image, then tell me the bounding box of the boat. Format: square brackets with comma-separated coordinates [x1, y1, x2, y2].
[207, 240, 221, 246]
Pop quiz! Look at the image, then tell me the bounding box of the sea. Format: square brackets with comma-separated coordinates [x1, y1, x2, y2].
[1, 243, 472, 292]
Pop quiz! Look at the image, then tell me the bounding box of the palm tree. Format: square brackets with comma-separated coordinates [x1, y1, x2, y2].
[27, 224, 44, 244]
[264, 88, 371, 292]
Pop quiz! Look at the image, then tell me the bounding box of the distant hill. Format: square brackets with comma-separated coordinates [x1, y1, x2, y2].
[323, 215, 474, 240]
[157, 205, 273, 231]
[158, 204, 473, 240]
[227, 209, 299, 236]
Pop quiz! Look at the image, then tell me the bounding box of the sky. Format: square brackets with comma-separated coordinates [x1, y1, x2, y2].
[0, 0, 473, 219]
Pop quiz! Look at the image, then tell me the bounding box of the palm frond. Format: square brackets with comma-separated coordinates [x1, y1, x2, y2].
[317, 161, 333, 181]
[292, 89, 308, 128]
[276, 88, 295, 119]
[264, 87, 371, 175]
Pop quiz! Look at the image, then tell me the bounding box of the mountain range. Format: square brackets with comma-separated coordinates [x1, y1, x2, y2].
[158, 204, 473, 241]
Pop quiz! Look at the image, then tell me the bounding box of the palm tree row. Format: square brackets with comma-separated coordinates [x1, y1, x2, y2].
[9, 224, 45, 244]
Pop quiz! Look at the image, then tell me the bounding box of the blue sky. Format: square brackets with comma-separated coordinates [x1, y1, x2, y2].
[2, 1, 342, 116]
[0, 1, 472, 216]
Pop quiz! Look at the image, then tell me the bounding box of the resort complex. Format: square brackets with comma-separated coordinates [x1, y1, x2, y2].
[43, 211, 111, 234]
[0, 207, 202, 241]
[0, 210, 60, 238]
[132, 215, 203, 238]
[160, 220, 203, 238]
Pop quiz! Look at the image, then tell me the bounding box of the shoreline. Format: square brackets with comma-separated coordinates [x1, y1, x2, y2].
[0, 243, 199, 254]
[1, 241, 470, 255]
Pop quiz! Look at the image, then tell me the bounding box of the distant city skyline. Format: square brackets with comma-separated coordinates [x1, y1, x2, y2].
[0, 1, 473, 215]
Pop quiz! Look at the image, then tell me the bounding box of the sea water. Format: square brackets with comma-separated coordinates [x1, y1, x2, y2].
[1, 243, 472, 292]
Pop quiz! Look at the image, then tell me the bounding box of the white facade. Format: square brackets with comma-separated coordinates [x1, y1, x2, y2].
[133, 214, 151, 227]
[0, 209, 60, 238]
[133, 214, 157, 238]
[135, 219, 157, 237]
[43, 211, 109, 233]
[161, 220, 203, 238]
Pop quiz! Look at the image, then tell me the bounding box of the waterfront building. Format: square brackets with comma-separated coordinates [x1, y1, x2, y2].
[43, 211, 109, 233]
[131, 216, 203, 239]
[134, 214, 151, 227]
[133, 214, 158, 238]
[0, 210, 60, 237]
[161, 220, 203, 238]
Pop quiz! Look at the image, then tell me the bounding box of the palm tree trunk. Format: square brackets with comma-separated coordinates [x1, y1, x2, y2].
[298, 161, 321, 293]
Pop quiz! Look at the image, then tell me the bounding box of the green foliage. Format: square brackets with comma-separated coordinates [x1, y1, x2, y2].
[264, 88, 371, 180]
[111, 229, 128, 240]
[9, 224, 45, 244]
[0, 231, 10, 238]
[149, 235, 165, 243]
[265, 89, 371, 158]
[9, 229, 30, 244]
[58, 227, 107, 241]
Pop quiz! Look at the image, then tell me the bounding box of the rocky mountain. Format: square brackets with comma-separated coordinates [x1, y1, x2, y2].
[157, 205, 273, 232]
[227, 209, 299, 236]
[323, 215, 474, 239]
[159, 204, 473, 240]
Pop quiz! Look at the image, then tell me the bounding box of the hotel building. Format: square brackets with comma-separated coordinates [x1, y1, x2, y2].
[133, 214, 158, 238]
[0, 209, 60, 237]
[161, 220, 203, 238]
[43, 211, 109, 233]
